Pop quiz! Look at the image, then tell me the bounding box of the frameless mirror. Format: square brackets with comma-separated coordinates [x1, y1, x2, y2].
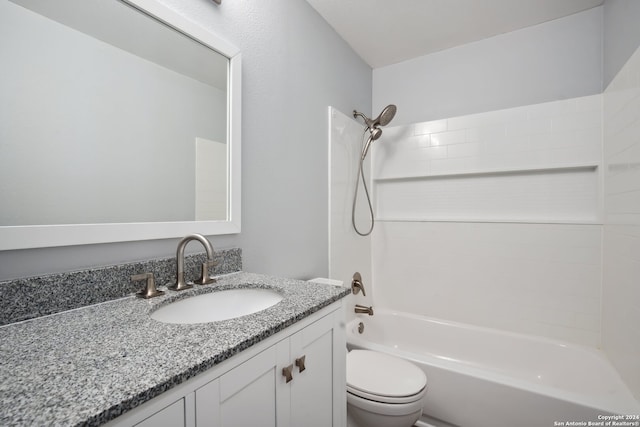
[0, 0, 241, 249]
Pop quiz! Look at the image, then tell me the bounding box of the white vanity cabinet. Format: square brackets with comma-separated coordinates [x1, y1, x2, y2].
[195, 341, 281, 426]
[196, 308, 341, 427]
[288, 312, 338, 427]
[134, 399, 187, 427]
[106, 302, 345, 427]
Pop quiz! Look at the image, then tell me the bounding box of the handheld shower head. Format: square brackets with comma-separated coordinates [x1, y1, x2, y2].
[361, 127, 381, 161]
[369, 127, 382, 141]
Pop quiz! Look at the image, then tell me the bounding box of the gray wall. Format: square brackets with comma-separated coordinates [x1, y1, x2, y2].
[373, 7, 603, 126]
[0, 0, 372, 281]
[603, 0, 640, 87]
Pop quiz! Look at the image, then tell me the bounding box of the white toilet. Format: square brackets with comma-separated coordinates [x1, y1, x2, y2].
[346, 349, 427, 427]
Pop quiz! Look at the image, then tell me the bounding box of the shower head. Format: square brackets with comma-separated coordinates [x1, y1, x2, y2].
[353, 104, 397, 130]
[377, 104, 397, 127]
[353, 104, 397, 160]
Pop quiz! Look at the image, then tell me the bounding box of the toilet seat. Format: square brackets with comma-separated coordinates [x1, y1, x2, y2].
[347, 386, 423, 404]
[347, 350, 427, 404]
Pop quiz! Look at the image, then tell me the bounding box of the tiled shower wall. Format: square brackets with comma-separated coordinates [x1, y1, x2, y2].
[602, 44, 640, 399]
[370, 95, 603, 346]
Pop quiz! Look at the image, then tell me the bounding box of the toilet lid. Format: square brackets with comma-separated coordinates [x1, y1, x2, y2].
[346, 350, 427, 399]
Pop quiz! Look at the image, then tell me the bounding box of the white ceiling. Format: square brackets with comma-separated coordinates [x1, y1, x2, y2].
[305, 0, 604, 68]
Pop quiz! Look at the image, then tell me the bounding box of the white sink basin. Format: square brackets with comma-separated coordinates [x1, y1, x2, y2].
[151, 288, 283, 324]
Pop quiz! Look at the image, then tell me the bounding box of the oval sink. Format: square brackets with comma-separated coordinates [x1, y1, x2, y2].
[151, 288, 283, 324]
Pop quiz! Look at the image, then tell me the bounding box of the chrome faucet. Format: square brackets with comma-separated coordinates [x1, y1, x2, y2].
[170, 234, 217, 291]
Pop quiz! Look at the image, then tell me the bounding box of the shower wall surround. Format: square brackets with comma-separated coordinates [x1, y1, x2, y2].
[374, 96, 601, 223]
[602, 43, 640, 400]
[368, 95, 603, 347]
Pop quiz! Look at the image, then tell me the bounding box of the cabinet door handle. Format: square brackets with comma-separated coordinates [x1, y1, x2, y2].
[282, 364, 294, 383]
[295, 355, 306, 373]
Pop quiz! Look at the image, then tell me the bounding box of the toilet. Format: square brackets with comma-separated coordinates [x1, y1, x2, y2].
[305, 278, 427, 426]
[346, 349, 427, 427]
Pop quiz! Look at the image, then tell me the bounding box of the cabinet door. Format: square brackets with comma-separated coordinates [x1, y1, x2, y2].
[135, 398, 185, 427]
[196, 343, 288, 427]
[194, 305, 345, 427]
[289, 313, 336, 427]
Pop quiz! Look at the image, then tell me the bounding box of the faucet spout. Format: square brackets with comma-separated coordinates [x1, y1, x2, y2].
[170, 233, 216, 291]
[354, 304, 374, 316]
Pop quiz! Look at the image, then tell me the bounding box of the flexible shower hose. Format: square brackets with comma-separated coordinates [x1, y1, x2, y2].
[351, 129, 375, 236]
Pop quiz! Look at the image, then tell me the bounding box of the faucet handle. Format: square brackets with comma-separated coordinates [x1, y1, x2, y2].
[132, 272, 165, 299]
[194, 260, 217, 285]
[351, 272, 366, 296]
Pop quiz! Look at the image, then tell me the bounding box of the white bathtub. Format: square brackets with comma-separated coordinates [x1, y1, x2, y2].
[346, 309, 640, 427]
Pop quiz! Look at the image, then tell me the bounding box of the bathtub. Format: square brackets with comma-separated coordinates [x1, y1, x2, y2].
[346, 309, 640, 427]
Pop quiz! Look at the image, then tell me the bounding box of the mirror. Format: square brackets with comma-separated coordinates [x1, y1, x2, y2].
[0, 0, 241, 250]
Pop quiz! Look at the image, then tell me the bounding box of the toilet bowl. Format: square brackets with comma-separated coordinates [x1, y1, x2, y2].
[346, 349, 427, 427]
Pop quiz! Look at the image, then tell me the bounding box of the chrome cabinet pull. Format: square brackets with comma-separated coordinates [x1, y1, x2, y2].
[282, 364, 294, 383]
[295, 355, 306, 373]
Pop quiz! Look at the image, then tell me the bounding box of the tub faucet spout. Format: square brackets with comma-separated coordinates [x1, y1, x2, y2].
[355, 304, 374, 316]
[170, 233, 216, 291]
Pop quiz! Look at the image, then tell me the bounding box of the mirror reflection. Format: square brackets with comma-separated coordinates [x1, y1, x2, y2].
[1, 0, 230, 226]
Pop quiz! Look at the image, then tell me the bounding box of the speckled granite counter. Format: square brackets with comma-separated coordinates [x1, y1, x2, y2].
[0, 249, 242, 326]
[0, 272, 350, 426]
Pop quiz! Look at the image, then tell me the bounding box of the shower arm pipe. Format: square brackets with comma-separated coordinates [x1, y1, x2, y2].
[353, 110, 373, 128]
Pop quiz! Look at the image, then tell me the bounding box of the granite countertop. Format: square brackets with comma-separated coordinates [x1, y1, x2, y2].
[0, 272, 350, 427]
